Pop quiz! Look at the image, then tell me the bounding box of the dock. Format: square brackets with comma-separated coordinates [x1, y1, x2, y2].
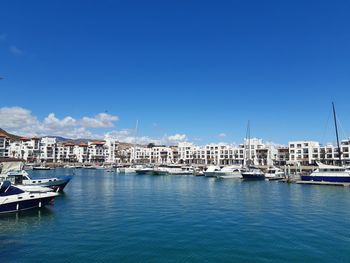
[295, 181, 350, 187]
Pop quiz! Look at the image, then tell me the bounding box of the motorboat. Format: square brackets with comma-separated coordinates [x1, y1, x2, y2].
[135, 167, 154, 175]
[1, 161, 72, 192]
[264, 167, 285, 179]
[118, 165, 143, 174]
[0, 181, 59, 214]
[241, 166, 265, 180]
[167, 166, 194, 175]
[135, 167, 168, 175]
[301, 162, 350, 183]
[300, 103, 350, 183]
[63, 165, 76, 169]
[204, 166, 221, 177]
[216, 166, 242, 179]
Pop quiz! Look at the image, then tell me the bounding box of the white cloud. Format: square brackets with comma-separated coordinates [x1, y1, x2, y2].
[105, 130, 161, 145]
[167, 134, 187, 143]
[218, 133, 226, 138]
[0, 107, 39, 130]
[264, 141, 285, 147]
[0, 106, 188, 145]
[81, 113, 118, 128]
[9, 45, 23, 55]
[43, 113, 77, 129]
[0, 106, 119, 139]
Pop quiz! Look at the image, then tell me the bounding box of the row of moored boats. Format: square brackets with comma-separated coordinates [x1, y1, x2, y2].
[0, 161, 72, 214]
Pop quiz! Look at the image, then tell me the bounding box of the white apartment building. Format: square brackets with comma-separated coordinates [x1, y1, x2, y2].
[88, 141, 108, 163]
[4, 127, 350, 167]
[288, 141, 320, 165]
[74, 143, 89, 163]
[288, 140, 350, 165]
[8, 137, 41, 161]
[151, 146, 173, 164]
[129, 146, 151, 163]
[0, 133, 10, 158]
[40, 137, 57, 162]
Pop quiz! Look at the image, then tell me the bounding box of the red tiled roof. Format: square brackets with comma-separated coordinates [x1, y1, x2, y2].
[0, 133, 10, 139]
[90, 141, 105, 145]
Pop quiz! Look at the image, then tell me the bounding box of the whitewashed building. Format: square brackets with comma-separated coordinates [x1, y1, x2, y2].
[0, 133, 11, 158]
[40, 137, 57, 162]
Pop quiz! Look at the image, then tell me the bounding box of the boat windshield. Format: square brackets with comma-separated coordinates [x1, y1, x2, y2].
[0, 181, 24, 196]
[320, 168, 345, 172]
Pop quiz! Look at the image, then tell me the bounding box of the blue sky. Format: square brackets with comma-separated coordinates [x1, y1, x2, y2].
[1, 0, 350, 145]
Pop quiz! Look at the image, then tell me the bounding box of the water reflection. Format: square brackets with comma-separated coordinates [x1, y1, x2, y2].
[0, 208, 54, 234]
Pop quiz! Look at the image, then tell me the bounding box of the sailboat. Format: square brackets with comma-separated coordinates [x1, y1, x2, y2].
[241, 121, 265, 180]
[301, 103, 350, 183]
[118, 120, 143, 174]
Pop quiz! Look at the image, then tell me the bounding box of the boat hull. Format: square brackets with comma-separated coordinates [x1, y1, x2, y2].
[204, 172, 218, 177]
[217, 174, 242, 179]
[301, 175, 350, 183]
[242, 173, 265, 180]
[23, 176, 72, 192]
[33, 167, 51, 170]
[0, 196, 55, 214]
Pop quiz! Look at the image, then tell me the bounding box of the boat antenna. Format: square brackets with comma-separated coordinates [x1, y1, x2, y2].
[332, 102, 342, 165]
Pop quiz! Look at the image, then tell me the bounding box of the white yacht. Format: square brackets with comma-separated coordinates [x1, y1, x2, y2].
[301, 162, 350, 183]
[167, 166, 194, 175]
[216, 166, 242, 179]
[204, 166, 221, 177]
[118, 165, 144, 174]
[300, 103, 350, 183]
[264, 167, 285, 179]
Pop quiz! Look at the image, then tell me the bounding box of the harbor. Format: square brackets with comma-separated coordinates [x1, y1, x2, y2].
[2, 0, 350, 261]
[2, 168, 350, 263]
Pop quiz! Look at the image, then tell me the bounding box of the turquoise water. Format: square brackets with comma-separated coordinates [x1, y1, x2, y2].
[1, 169, 350, 263]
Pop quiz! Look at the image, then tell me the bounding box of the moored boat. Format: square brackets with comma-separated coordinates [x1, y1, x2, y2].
[301, 162, 350, 183]
[204, 166, 221, 177]
[264, 167, 285, 179]
[300, 103, 350, 183]
[216, 166, 242, 179]
[1, 161, 72, 192]
[241, 167, 265, 180]
[135, 167, 154, 175]
[0, 181, 59, 214]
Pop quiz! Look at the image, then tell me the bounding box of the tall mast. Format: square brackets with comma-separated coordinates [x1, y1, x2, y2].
[133, 120, 139, 164]
[332, 102, 342, 165]
[245, 120, 250, 166]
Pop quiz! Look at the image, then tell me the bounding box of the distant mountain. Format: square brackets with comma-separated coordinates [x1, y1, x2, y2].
[0, 128, 136, 148]
[43, 136, 94, 144]
[44, 136, 70, 142]
[0, 128, 22, 140]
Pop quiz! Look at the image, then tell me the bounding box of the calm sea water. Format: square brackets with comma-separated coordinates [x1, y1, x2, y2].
[1, 169, 350, 263]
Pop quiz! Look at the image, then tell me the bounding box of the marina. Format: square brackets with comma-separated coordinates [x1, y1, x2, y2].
[1, 168, 350, 262]
[1, 0, 350, 261]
